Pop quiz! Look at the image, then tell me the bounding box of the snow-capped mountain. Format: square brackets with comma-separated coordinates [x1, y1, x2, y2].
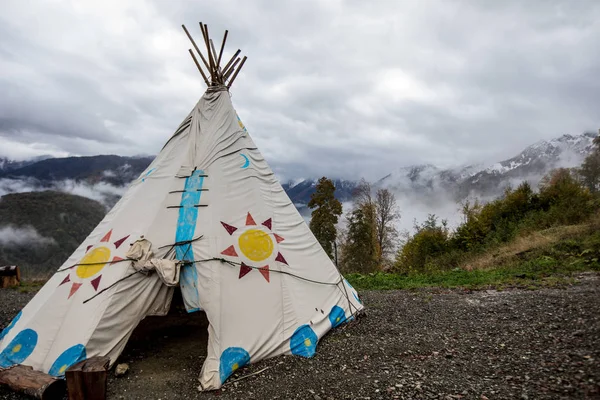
[457, 132, 597, 199]
[371, 132, 598, 203]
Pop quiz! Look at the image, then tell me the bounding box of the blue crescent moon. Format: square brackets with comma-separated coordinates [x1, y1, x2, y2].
[240, 154, 250, 169]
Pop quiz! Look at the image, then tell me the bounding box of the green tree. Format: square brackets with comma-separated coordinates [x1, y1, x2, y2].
[340, 202, 379, 273]
[338, 179, 379, 272]
[308, 177, 343, 259]
[375, 188, 400, 267]
[579, 134, 600, 194]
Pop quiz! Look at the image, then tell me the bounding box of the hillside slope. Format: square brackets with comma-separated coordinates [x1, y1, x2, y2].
[0, 191, 106, 276]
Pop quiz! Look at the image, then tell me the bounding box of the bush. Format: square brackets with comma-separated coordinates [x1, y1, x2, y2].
[395, 168, 600, 274]
[395, 215, 449, 273]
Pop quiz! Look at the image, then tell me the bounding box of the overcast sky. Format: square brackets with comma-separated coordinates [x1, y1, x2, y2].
[1, 0, 599, 181]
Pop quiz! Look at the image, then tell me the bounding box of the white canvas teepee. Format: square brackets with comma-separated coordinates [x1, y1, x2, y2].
[0, 23, 363, 391]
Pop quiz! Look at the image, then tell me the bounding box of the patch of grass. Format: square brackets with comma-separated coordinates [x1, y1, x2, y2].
[14, 280, 46, 293]
[347, 243, 600, 291]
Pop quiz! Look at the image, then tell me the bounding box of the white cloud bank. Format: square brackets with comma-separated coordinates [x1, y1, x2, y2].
[0, 225, 56, 247]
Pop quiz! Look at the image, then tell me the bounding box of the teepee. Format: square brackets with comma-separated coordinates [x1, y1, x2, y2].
[0, 23, 363, 391]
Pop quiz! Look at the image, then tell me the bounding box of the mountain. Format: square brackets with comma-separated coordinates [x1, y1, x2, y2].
[0, 191, 106, 277]
[457, 132, 597, 199]
[0, 155, 155, 186]
[0, 155, 54, 173]
[377, 132, 598, 202]
[281, 179, 356, 209]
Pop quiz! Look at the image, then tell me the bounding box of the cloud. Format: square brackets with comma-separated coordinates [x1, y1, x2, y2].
[0, 178, 40, 198]
[55, 180, 127, 206]
[0, 0, 599, 181]
[0, 178, 126, 207]
[0, 225, 56, 247]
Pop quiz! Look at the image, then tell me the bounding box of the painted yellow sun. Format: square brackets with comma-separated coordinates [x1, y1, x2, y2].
[59, 229, 130, 299]
[76, 247, 111, 278]
[220, 212, 287, 283]
[238, 229, 273, 261]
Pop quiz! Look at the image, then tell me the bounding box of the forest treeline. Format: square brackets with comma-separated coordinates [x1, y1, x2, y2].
[309, 135, 600, 274]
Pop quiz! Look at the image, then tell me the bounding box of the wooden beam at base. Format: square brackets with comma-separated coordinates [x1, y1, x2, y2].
[66, 356, 110, 400]
[0, 365, 66, 400]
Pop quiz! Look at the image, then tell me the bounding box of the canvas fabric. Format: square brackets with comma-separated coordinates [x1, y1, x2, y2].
[0, 88, 363, 390]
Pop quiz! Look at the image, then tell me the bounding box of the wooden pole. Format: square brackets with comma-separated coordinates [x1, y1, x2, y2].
[201, 23, 216, 82]
[209, 39, 223, 83]
[223, 57, 241, 81]
[182, 25, 211, 74]
[217, 30, 228, 70]
[0, 365, 66, 400]
[188, 49, 210, 86]
[227, 56, 247, 88]
[221, 49, 241, 76]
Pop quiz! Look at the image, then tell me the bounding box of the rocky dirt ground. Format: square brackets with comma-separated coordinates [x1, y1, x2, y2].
[1, 274, 599, 399]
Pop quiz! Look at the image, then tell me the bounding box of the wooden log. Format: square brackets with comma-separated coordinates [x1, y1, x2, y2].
[0, 266, 20, 288]
[65, 356, 110, 400]
[0, 365, 66, 400]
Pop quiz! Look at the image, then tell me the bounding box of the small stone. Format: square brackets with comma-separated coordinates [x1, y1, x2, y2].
[115, 363, 129, 377]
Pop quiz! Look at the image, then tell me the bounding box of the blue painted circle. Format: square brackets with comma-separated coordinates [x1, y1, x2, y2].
[329, 305, 347, 328]
[290, 325, 318, 358]
[0, 329, 38, 368]
[220, 347, 250, 384]
[49, 344, 86, 376]
[0, 310, 22, 341]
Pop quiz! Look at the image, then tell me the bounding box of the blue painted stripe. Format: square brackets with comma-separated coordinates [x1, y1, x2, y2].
[175, 170, 204, 312]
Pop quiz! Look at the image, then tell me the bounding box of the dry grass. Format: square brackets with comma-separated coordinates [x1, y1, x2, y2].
[461, 215, 599, 271]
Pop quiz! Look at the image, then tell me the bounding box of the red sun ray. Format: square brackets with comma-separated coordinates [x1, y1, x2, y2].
[68, 283, 82, 299]
[262, 218, 272, 230]
[59, 274, 70, 286]
[239, 262, 252, 279]
[86, 245, 93, 253]
[275, 252, 288, 265]
[246, 212, 256, 226]
[221, 222, 238, 235]
[110, 256, 123, 265]
[100, 230, 112, 243]
[259, 265, 270, 282]
[91, 275, 102, 291]
[274, 233, 285, 243]
[113, 235, 130, 249]
[221, 245, 238, 257]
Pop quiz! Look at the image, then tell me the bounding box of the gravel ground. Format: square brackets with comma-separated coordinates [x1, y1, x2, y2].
[1, 274, 599, 399]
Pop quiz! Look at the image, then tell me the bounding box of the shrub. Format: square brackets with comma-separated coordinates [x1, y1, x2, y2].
[395, 215, 449, 273]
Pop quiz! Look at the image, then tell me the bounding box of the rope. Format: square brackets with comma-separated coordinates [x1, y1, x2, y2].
[79, 236, 203, 304]
[82, 269, 145, 304]
[56, 258, 134, 273]
[186, 257, 343, 286]
[158, 235, 204, 250]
